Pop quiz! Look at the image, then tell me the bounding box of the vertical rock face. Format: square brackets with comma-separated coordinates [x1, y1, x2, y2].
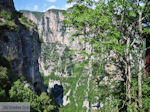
[23, 9, 89, 76]
[39, 11, 64, 43]
[38, 10, 86, 50]
[22, 8, 124, 111]
[22, 9, 96, 110]
[18, 25, 43, 91]
[0, 26, 43, 91]
[0, 0, 15, 12]
[0, 0, 44, 91]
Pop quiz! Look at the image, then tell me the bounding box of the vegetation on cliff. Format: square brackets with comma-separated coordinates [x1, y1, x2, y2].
[20, 10, 44, 20]
[0, 10, 18, 31]
[9, 79, 56, 112]
[0, 8, 57, 112]
[1, 0, 150, 112]
[65, 0, 150, 111]
[48, 9, 66, 14]
[0, 55, 57, 111]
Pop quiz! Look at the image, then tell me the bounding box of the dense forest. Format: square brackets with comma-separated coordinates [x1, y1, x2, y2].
[0, 0, 150, 112]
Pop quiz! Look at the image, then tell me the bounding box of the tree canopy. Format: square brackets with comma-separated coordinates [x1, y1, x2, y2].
[65, 0, 150, 111]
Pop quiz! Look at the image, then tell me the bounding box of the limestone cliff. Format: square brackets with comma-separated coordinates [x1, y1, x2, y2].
[22, 9, 99, 111]
[19, 6, 124, 112]
[22, 9, 90, 76]
[0, 0, 44, 91]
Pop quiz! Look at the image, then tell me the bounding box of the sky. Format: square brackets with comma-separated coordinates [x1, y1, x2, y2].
[14, 0, 73, 12]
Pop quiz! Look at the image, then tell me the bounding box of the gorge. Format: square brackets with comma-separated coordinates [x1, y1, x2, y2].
[0, 0, 99, 111]
[21, 7, 99, 111]
[1, 0, 150, 112]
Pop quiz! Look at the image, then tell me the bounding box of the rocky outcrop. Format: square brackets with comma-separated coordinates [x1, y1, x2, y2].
[22, 9, 89, 76]
[22, 9, 97, 110]
[0, 0, 44, 91]
[21, 7, 125, 111]
[0, 0, 15, 12]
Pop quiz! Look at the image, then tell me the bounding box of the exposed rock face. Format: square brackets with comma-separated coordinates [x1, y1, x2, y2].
[23, 10, 89, 76]
[22, 8, 126, 111]
[22, 9, 97, 111]
[0, 0, 15, 12]
[0, 0, 44, 91]
[23, 12, 38, 24]
[39, 10, 87, 50]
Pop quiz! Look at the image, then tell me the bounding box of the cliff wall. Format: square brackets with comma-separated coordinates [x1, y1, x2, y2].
[0, 0, 44, 91]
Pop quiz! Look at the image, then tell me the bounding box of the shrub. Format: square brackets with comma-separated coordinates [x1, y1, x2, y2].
[9, 79, 56, 112]
[19, 15, 37, 29]
[0, 66, 10, 89]
[0, 10, 18, 31]
[39, 37, 44, 43]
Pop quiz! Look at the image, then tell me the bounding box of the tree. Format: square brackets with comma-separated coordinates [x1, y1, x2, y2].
[9, 80, 41, 111]
[0, 66, 10, 101]
[9, 79, 56, 112]
[0, 66, 10, 90]
[39, 92, 56, 112]
[65, 0, 150, 111]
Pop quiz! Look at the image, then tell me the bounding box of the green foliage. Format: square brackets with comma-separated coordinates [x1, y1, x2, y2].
[0, 10, 37, 31]
[142, 77, 150, 112]
[0, 10, 11, 19]
[20, 76, 26, 81]
[0, 64, 19, 102]
[41, 42, 75, 75]
[48, 9, 66, 14]
[39, 37, 44, 43]
[41, 73, 50, 86]
[0, 55, 56, 111]
[58, 64, 88, 112]
[0, 10, 18, 31]
[143, 28, 150, 35]
[9, 79, 56, 112]
[65, 0, 150, 111]
[0, 66, 10, 101]
[69, 37, 74, 42]
[0, 89, 7, 101]
[9, 80, 41, 111]
[19, 15, 37, 29]
[40, 92, 56, 111]
[20, 10, 44, 20]
[0, 57, 56, 111]
[42, 60, 95, 112]
[42, 42, 59, 64]
[0, 66, 10, 89]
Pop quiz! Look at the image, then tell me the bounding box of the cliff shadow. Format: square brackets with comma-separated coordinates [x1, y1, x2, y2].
[51, 84, 64, 105]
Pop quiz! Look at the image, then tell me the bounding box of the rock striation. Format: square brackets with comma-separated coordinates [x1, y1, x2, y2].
[22, 8, 99, 111]
[22, 8, 94, 107]
[0, 0, 44, 91]
[21, 7, 124, 111]
[23, 9, 89, 76]
[0, 0, 15, 12]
